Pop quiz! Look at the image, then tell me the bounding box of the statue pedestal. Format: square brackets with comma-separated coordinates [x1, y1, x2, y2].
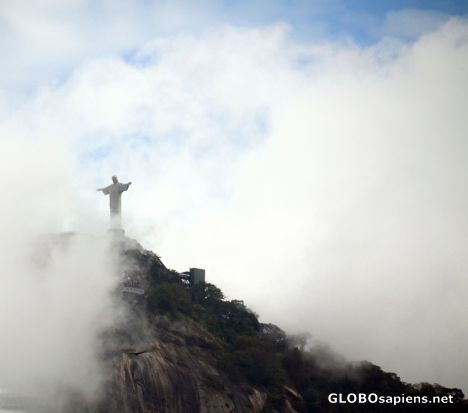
[108, 228, 125, 237]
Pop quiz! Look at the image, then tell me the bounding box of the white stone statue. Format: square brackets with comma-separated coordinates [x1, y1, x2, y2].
[97, 175, 132, 228]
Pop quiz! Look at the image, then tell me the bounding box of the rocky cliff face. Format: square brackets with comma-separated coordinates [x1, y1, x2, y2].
[95, 315, 272, 413]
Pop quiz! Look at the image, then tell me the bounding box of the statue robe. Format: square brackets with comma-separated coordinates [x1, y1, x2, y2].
[101, 182, 131, 219]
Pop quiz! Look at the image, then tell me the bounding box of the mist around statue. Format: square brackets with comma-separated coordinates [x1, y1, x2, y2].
[0, 152, 120, 404]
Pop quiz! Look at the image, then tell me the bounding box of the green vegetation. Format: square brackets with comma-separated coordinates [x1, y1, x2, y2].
[145, 257, 465, 412]
[147, 283, 191, 316]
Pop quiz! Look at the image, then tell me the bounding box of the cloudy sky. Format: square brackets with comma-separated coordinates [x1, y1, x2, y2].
[0, 0, 467, 394]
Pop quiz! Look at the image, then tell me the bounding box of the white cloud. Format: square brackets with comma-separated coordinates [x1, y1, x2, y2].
[0, 0, 230, 91]
[1, 16, 468, 395]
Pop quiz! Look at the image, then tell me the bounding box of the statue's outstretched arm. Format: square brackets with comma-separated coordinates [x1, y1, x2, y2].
[98, 184, 112, 194]
[120, 182, 132, 192]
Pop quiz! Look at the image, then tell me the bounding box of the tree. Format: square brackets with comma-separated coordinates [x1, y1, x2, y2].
[147, 283, 191, 316]
[191, 282, 224, 306]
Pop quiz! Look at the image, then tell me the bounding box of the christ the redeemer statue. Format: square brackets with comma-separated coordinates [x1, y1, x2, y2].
[97, 175, 132, 228]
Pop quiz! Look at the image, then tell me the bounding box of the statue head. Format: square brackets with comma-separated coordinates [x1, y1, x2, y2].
[112, 175, 118, 183]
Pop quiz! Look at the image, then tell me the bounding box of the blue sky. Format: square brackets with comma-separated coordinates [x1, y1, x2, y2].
[135, 0, 468, 42]
[220, 0, 468, 42]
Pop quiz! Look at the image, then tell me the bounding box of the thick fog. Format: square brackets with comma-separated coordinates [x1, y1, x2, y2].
[0, 138, 122, 403]
[0, 10, 467, 396]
